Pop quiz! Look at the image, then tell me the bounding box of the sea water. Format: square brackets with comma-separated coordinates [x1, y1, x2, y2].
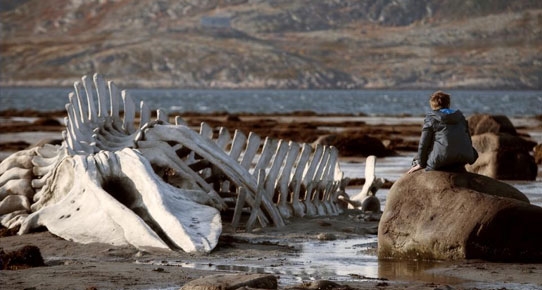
[1, 87, 541, 117]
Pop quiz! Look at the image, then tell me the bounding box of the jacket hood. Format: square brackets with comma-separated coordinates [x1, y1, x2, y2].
[427, 109, 464, 124]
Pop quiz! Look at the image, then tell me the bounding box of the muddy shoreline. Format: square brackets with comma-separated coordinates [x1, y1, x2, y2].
[2, 218, 542, 290]
[1, 111, 541, 289]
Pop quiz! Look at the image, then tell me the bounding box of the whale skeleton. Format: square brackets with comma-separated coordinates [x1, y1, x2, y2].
[0, 74, 380, 253]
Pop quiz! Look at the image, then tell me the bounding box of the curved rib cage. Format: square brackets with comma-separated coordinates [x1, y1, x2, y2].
[0, 74, 352, 253]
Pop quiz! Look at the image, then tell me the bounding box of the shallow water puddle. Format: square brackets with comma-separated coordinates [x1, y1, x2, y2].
[143, 237, 470, 287]
[141, 236, 542, 289]
[285, 237, 379, 282]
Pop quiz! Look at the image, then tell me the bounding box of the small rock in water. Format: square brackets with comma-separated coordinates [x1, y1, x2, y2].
[317, 220, 332, 227]
[317, 233, 337, 241]
[181, 273, 277, 290]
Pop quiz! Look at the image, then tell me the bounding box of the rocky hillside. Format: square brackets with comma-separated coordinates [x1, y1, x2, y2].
[1, 0, 541, 89]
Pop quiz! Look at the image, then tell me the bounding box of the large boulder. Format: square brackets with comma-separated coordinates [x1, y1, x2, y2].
[468, 114, 517, 136]
[467, 133, 537, 180]
[378, 170, 542, 262]
[467, 114, 537, 180]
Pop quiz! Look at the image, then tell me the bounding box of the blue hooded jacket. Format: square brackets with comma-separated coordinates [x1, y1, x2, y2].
[415, 109, 478, 170]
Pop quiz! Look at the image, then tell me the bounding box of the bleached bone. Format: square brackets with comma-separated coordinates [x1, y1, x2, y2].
[288, 143, 311, 217]
[19, 150, 221, 252]
[231, 186, 247, 231]
[276, 142, 299, 219]
[349, 155, 384, 212]
[0, 194, 30, 215]
[0, 73, 357, 253]
[143, 124, 283, 227]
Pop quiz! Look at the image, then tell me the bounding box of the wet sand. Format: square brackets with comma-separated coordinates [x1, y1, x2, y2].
[2, 218, 542, 290]
[1, 111, 542, 290]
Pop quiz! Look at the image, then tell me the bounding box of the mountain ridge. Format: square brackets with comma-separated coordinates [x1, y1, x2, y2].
[1, 0, 541, 89]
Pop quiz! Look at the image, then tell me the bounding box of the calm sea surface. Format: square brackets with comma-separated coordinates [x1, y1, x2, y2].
[0, 87, 541, 116]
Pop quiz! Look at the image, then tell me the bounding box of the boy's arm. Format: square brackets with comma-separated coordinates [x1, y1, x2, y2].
[416, 116, 434, 168]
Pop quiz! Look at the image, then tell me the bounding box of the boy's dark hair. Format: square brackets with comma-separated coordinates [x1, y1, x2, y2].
[430, 91, 451, 110]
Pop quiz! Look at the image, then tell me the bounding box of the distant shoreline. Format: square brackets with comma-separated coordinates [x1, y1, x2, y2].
[2, 82, 542, 90]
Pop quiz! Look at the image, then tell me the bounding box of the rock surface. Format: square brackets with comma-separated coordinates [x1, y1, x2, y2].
[468, 114, 518, 136]
[467, 114, 538, 180]
[378, 170, 542, 262]
[0, 245, 45, 270]
[181, 273, 277, 290]
[468, 133, 537, 180]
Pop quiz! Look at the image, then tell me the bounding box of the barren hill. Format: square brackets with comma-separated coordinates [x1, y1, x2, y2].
[1, 0, 541, 89]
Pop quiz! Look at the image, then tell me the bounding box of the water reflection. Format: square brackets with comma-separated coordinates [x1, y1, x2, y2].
[378, 259, 462, 284]
[288, 238, 378, 279]
[214, 264, 268, 274]
[142, 236, 542, 289]
[145, 237, 468, 286]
